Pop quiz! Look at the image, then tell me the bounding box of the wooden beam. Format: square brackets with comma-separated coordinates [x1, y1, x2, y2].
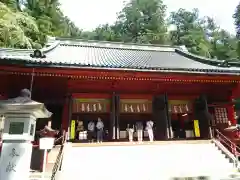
[0, 65, 240, 83]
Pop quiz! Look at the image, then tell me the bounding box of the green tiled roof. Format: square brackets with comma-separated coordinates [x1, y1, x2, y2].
[0, 37, 240, 74]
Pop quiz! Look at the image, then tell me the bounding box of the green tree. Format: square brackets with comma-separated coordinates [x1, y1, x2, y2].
[0, 2, 40, 48]
[115, 0, 167, 43]
[0, 0, 82, 48]
[169, 8, 238, 60]
[23, 0, 81, 44]
[0, 0, 20, 11]
[203, 17, 238, 60]
[168, 8, 212, 57]
[92, 24, 121, 41]
[233, 2, 240, 58]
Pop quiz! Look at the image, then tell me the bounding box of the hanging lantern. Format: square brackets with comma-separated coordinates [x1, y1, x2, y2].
[93, 104, 97, 112]
[173, 105, 177, 113]
[98, 103, 102, 111]
[137, 105, 140, 112]
[185, 104, 189, 112]
[124, 104, 128, 112]
[86, 104, 90, 112]
[130, 105, 134, 112]
[81, 103, 85, 112]
[143, 104, 146, 112]
[179, 105, 183, 113]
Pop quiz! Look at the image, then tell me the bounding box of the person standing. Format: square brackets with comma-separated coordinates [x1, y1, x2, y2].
[76, 120, 84, 140]
[146, 120, 154, 142]
[96, 118, 104, 143]
[88, 121, 95, 143]
[126, 124, 134, 142]
[136, 121, 143, 142]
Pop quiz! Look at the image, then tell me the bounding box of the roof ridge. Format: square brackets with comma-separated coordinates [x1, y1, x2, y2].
[57, 40, 177, 52]
[55, 37, 179, 48]
[0, 48, 32, 53]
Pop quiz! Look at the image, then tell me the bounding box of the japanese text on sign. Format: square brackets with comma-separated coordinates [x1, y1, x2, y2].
[72, 99, 110, 113]
[120, 102, 152, 113]
[6, 148, 19, 173]
[169, 104, 191, 114]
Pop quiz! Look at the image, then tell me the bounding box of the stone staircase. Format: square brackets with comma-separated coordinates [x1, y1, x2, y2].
[56, 140, 238, 180]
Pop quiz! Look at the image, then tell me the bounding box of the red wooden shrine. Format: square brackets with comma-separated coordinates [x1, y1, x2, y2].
[0, 38, 240, 141]
[0, 66, 238, 132]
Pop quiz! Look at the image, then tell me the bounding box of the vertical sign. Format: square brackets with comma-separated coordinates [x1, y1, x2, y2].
[70, 120, 75, 140]
[194, 120, 200, 137]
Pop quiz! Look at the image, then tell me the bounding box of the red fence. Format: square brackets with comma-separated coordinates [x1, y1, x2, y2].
[215, 129, 240, 157]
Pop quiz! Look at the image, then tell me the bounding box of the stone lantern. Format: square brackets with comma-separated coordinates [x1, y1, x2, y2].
[0, 89, 52, 180]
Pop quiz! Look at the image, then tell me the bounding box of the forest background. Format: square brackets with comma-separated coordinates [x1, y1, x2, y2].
[1, 0, 240, 61]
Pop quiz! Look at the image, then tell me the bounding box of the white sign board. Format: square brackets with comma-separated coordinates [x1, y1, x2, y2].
[0, 142, 32, 180]
[39, 137, 54, 150]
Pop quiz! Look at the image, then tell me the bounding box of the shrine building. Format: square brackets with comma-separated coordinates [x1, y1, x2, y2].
[0, 37, 240, 142]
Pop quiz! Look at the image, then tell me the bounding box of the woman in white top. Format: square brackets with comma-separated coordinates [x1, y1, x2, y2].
[126, 124, 134, 142]
[146, 120, 154, 142]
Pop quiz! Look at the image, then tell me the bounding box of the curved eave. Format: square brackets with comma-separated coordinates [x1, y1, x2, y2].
[175, 49, 224, 67]
[176, 49, 240, 68]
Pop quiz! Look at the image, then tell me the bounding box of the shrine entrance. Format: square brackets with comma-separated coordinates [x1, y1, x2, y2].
[169, 100, 195, 139]
[70, 97, 112, 142]
[118, 99, 152, 141]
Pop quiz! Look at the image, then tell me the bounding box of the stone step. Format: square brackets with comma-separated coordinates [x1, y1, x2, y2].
[48, 145, 61, 163]
[29, 172, 51, 180]
[71, 140, 212, 147]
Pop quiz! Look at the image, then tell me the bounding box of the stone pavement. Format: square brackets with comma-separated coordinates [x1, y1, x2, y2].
[60, 141, 236, 180]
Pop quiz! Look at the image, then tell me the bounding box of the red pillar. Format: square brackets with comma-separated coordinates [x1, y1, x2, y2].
[0, 94, 7, 151]
[61, 97, 70, 131]
[227, 96, 236, 125]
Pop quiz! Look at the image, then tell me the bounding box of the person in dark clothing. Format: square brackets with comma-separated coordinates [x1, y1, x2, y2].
[172, 119, 181, 138]
[75, 120, 84, 140]
[88, 121, 95, 143]
[96, 118, 104, 143]
[136, 121, 143, 142]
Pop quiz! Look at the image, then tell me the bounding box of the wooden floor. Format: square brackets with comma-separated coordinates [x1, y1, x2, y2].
[71, 139, 212, 147]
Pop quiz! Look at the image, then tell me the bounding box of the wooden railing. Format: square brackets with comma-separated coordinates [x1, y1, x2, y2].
[215, 129, 240, 167]
[51, 131, 66, 180]
[215, 129, 240, 155]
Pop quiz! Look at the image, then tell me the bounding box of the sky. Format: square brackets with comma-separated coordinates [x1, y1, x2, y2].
[60, 0, 240, 34]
